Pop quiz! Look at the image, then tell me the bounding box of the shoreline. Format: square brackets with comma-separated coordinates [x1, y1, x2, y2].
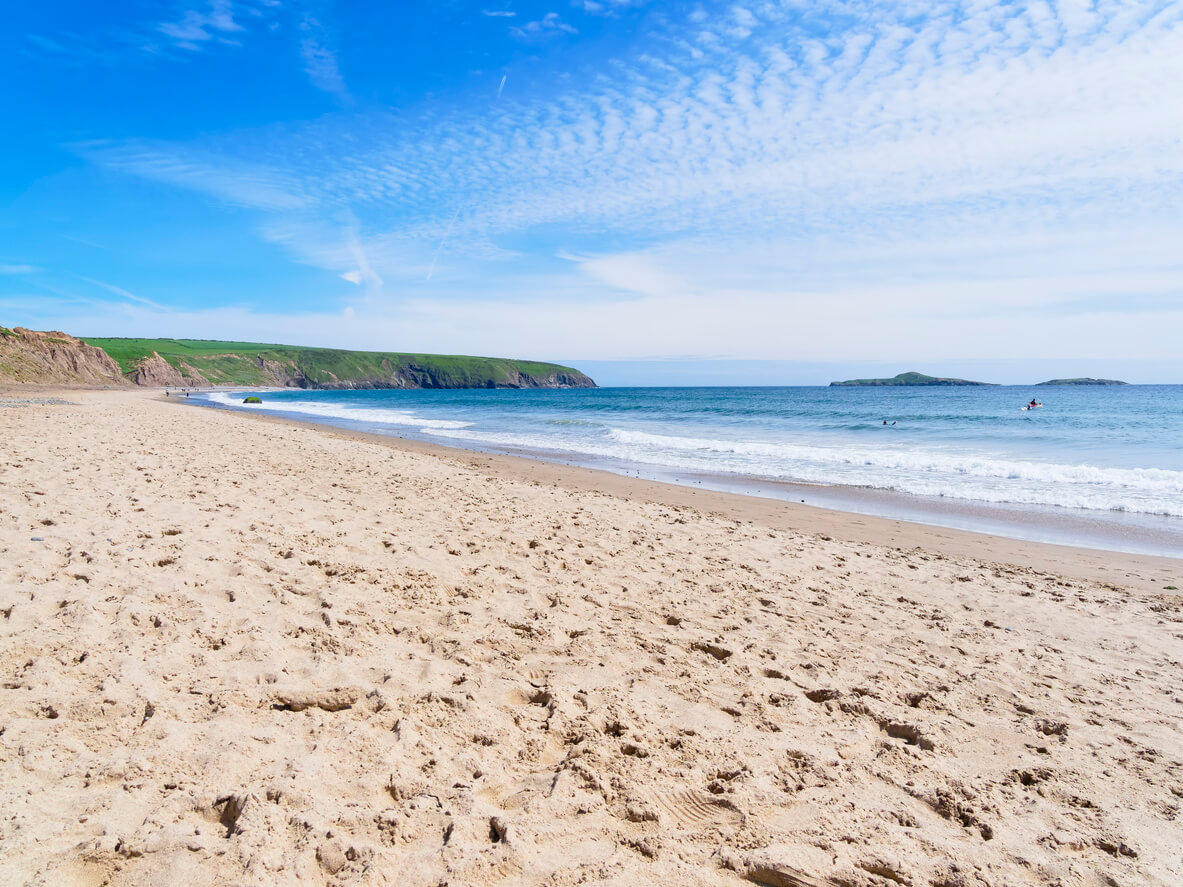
[172, 392, 1180, 595]
[185, 387, 1183, 561]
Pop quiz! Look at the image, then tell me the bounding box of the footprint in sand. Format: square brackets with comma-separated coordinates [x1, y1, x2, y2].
[631, 786, 744, 834]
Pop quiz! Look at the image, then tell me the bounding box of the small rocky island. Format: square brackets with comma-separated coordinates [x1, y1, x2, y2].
[830, 371, 994, 387]
[1036, 378, 1127, 386]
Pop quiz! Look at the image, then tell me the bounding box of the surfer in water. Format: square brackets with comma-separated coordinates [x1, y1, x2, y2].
[1025, 398, 1042, 410]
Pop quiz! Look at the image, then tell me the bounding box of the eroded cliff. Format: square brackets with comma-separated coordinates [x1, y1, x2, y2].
[0, 327, 125, 386]
[3, 328, 596, 389]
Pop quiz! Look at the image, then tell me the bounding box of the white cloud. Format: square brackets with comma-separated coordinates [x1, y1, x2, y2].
[299, 14, 350, 100]
[511, 12, 578, 39]
[16, 271, 1182, 368]
[301, 38, 348, 99]
[82, 0, 1183, 360]
[158, 0, 244, 50]
[78, 141, 310, 211]
[576, 0, 650, 14]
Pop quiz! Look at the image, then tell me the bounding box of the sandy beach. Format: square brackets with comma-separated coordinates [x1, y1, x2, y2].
[1, 388, 1180, 886]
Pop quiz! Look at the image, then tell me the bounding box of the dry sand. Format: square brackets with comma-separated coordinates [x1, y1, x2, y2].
[1, 388, 1180, 887]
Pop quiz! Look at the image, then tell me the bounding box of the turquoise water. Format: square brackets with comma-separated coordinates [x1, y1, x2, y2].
[196, 385, 1183, 556]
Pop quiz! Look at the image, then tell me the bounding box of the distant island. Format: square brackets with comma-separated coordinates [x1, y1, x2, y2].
[0, 326, 596, 389]
[1036, 378, 1127, 386]
[830, 371, 994, 387]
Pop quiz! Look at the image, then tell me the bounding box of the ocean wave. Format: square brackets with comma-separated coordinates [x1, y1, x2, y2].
[204, 392, 473, 430]
[425, 425, 1183, 517]
[606, 428, 1183, 492]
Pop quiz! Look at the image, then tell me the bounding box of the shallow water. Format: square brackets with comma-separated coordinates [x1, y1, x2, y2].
[195, 385, 1183, 557]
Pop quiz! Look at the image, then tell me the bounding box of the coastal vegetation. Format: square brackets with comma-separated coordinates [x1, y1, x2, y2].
[78, 337, 596, 389]
[0, 326, 595, 388]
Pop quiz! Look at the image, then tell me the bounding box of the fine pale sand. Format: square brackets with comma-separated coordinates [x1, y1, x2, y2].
[1, 389, 1180, 887]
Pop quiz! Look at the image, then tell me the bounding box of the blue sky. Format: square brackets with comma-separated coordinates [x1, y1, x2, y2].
[3, 0, 1183, 382]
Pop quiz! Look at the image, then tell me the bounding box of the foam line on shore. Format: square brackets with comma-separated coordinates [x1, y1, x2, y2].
[177, 392, 1182, 590]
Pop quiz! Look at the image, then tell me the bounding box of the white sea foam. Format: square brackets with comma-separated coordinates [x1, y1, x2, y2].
[425, 425, 1183, 517]
[205, 392, 473, 430]
[607, 429, 1183, 491]
[197, 390, 1183, 519]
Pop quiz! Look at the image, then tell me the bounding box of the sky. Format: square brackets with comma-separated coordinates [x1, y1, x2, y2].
[2, 0, 1182, 384]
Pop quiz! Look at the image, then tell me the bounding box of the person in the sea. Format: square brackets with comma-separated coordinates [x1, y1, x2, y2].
[1028, 398, 1039, 408]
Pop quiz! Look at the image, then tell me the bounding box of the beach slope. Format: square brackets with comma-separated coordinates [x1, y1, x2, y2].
[1, 390, 1179, 886]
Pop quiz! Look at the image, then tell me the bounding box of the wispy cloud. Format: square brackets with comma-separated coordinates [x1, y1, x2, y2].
[75, 276, 173, 312]
[25, 2, 281, 69]
[482, 9, 517, 17]
[136, 1, 1177, 237]
[78, 0, 1183, 359]
[511, 12, 578, 40]
[157, 0, 244, 51]
[300, 36, 348, 99]
[299, 12, 350, 101]
[340, 224, 384, 293]
[575, 0, 649, 16]
[77, 140, 310, 210]
[0, 265, 41, 275]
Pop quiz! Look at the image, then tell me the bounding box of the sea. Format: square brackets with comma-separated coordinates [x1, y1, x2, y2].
[193, 385, 1183, 558]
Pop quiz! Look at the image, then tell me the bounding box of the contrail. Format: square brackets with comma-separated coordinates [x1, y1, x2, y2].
[426, 75, 507, 282]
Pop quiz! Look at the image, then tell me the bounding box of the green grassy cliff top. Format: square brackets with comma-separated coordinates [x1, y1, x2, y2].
[79, 337, 595, 389]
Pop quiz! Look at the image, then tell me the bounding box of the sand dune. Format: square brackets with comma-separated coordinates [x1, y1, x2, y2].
[1, 389, 1180, 886]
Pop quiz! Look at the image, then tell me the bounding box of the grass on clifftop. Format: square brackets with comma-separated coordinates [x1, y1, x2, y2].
[80, 337, 590, 388]
[82, 338, 284, 374]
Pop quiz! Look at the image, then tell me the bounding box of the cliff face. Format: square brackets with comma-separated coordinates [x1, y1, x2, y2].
[107, 348, 596, 390]
[12, 329, 597, 390]
[0, 327, 125, 386]
[301, 364, 596, 390]
[130, 353, 186, 387]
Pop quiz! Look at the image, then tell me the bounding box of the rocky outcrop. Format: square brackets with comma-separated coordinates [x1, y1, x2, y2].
[176, 361, 211, 387]
[311, 365, 596, 390]
[237, 358, 596, 390]
[0, 327, 125, 386]
[127, 353, 212, 387]
[495, 369, 594, 389]
[129, 353, 184, 387]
